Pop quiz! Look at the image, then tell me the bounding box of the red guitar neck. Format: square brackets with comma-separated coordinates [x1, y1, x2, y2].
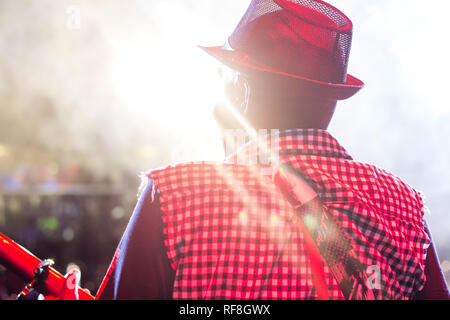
[0, 232, 94, 300]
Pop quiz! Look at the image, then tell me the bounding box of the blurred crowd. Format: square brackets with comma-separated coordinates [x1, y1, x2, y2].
[0, 163, 139, 299]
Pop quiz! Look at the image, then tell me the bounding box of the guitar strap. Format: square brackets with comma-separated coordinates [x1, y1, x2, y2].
[272, 163, 386, 300]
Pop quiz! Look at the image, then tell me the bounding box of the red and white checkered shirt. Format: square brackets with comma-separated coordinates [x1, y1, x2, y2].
[149, 129, 430, 299]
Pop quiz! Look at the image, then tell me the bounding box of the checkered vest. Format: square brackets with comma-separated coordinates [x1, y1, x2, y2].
[149, 129, 429, 299]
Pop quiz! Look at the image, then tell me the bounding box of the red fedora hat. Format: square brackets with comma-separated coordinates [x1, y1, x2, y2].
[200, 0, 364, 100]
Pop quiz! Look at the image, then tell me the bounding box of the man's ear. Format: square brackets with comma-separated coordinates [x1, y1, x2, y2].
[222, 71, 250, 113]
[239, 74, 251, 113]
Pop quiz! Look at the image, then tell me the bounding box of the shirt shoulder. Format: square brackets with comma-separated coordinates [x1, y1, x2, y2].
[147, 161, 275, 196]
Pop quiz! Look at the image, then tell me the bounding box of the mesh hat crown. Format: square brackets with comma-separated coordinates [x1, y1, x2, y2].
[200, 0, 364, 100]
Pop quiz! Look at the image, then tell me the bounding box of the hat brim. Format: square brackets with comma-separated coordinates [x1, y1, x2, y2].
[199, 45, 364, 101]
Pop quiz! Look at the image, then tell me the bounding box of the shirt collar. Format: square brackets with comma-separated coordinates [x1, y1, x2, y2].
[225, 129, 353, 164]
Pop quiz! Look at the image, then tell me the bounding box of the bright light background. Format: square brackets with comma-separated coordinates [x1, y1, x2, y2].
[0, 0, 449, 276]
